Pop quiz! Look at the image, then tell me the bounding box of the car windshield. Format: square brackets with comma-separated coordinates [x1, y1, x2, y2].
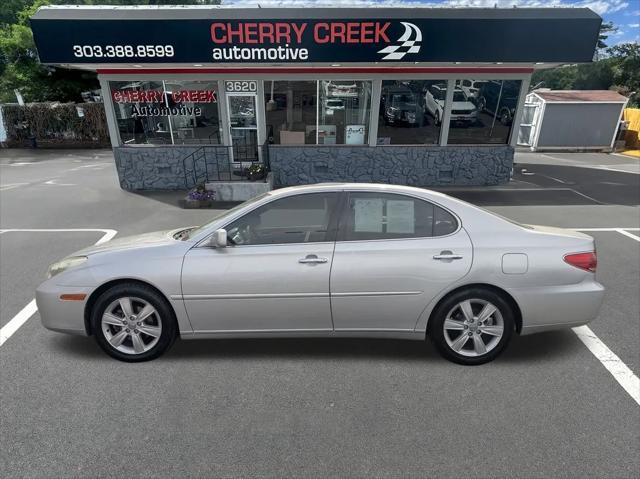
[180, 193, 270, 240]
[431, 88, 445, 100]
[453, 91, 467, 102]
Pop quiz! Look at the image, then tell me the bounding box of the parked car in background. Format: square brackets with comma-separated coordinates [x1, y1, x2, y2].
[477, 80, 520, 125]
[381, 86, 425, 126]
[325, 81, 358, 98]
[459, 79, 485, 101]
[324, 99, 345, 116]
[36, 184, 604, 365]
[425, 85, 477, 126]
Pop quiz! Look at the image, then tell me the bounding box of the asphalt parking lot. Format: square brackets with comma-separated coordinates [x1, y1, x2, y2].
[1, 149, 638, 478]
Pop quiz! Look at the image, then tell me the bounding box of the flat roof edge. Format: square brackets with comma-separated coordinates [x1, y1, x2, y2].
[31, 6, 601, 21]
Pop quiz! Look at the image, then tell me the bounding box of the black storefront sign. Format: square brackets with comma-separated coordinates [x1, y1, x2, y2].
[30, 16, 601, 65]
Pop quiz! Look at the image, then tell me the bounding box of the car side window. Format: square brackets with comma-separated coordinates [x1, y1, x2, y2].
[225, 193, 339, 246]
[337, 192, 458, 241]
[434, 205, 458, 236]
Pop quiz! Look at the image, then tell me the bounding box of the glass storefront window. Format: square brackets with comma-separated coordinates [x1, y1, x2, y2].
[264, 80, 316, 145]
[378, 80, 445, 145]
[164, 80, 221, 145]
[318, 80, 371, 145]
[110, 80, 221, 145]
[265, 80, 372, 145]
[447, 79, 522, 145]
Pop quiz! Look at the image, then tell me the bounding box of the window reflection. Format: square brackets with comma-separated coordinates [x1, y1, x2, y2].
[264, 80, 317, 145]
[265, 80, 372, 145]
[164, 80, 221, 145]
[110, 80, 221, 145]
[378, 80, 444, 145]
[447, 79, 521, 144]
[318, 81, 371, 145]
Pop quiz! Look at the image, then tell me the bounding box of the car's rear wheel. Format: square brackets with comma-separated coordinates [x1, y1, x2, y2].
[91, 283, 177, 362]
[429, 288, 514, 365]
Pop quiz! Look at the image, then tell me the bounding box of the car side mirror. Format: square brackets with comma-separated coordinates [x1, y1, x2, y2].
[211, 229, 227, 248]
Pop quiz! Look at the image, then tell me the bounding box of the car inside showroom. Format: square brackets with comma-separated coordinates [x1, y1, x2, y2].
[29, 5, 602, 190]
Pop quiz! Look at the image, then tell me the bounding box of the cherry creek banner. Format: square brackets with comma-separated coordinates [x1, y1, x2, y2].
[30, 16, 601, 65]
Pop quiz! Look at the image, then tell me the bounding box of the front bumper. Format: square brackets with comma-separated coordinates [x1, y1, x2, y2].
[35, 281, 94, 336]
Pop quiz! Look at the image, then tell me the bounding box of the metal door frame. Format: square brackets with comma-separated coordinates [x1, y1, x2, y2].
[226, 91, 261, 163]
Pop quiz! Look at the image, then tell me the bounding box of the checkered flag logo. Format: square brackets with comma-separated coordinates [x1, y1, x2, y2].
[377, 22, 422, 61]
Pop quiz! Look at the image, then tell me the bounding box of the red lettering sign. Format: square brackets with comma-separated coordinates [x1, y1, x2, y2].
[113, 90, 216, 104]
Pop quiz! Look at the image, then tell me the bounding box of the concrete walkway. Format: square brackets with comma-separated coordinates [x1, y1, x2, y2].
[515, 150, 640, 174]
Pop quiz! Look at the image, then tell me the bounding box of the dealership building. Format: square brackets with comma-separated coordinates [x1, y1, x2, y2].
[30, 6, 601, 191]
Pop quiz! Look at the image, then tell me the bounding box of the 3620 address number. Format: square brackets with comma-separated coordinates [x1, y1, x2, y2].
[72, 45, 175, 58]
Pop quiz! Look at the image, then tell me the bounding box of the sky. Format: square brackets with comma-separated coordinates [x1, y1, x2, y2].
[222, 0, 640, 45]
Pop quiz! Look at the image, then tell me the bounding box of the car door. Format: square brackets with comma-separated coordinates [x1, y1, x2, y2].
[181, 192, 340, 333]
[330, 191, 473, 332]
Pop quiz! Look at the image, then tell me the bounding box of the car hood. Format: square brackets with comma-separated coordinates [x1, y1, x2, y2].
[74, 228, 189, 256]
[452, 101, 476, 111]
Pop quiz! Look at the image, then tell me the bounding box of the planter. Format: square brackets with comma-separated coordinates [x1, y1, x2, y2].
[247, 170, 267, 181]
[184, 198, 215, 209]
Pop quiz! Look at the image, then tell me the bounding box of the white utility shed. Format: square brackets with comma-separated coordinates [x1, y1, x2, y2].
[518, 89, 628, 151]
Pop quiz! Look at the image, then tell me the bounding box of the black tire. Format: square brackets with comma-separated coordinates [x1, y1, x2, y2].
[91, 283, 177, 362]
[500, 108, 512, 125]
[429, 288, 514, 365]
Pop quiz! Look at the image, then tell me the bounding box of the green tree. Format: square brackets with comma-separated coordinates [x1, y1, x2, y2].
[1, 1, 220, 103]
[531, 65, 578, 91]
[607, 43, 640, 107]
[596, 21, 618, 51]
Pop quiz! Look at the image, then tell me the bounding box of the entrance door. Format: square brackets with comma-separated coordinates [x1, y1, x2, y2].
[227, 93, 259, 163]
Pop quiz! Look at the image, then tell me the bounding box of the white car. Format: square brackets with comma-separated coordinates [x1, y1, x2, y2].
[425, 85, 477, 126]
[459, 79, 485, 100]
[325, 99, 345, 116]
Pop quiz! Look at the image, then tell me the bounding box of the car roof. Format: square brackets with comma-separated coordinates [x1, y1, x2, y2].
[267, 182, 453, 201]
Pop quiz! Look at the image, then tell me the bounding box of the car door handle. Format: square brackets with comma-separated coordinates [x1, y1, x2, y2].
[433, 251, 464, 260]
[299, 255, 328, 264]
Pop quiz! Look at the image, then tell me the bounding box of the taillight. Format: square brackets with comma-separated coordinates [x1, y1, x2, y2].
[564, 252, 597, 273]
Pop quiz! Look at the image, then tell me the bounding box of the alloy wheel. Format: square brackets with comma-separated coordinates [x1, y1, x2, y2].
[442, 299, 504, 357]
[101, 296, 162, 355]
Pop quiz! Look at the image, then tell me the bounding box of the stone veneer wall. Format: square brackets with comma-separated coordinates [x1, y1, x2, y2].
[269, 145, 514, 187]
[114, 144, 513, 190]
[114, 145, 232, 190]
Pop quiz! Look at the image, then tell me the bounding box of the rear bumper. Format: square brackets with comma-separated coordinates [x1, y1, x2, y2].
[35, 281, 93, 336]
[508, 279, 605, 335]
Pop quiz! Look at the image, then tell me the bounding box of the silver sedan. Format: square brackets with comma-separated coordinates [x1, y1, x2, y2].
[36, 183, 604, 364]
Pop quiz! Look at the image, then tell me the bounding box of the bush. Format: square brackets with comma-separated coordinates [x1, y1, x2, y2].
[1, 102, 110, 147]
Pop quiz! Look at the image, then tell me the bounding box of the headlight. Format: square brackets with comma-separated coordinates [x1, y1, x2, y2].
[47, 256, 88, 279]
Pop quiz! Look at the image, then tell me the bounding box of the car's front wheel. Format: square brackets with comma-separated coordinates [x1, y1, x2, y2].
[429, 288, 514, 365]
[91, 283, 177, 362]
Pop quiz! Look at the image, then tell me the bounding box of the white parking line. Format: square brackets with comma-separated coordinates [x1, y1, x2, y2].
[572, 227, 640, 405]
[615, 229, 640, 242]
[0, 228, 117, 347]
[0, 183, 29, 191]
[573, 326, 640, 405]
[573, 228, 640, 232]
